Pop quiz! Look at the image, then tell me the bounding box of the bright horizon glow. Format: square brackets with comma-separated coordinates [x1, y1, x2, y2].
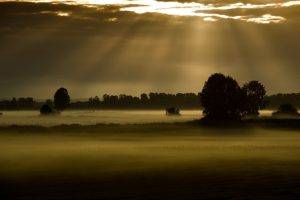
[2, 0, 300, 23]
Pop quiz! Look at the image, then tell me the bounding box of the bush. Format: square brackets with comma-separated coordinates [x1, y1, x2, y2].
[166, 107, 180, 115]
[40, 104, 54, 115]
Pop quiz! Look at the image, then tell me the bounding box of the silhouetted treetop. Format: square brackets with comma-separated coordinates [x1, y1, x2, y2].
[200, 73, 246, 121]
[54, 87, 70, 111]
[242, 81, 267, 115]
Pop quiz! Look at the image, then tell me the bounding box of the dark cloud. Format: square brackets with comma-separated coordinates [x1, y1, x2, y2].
[0, 1, 299, 98]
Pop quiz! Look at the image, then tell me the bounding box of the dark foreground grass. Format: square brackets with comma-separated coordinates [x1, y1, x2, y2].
[1, 121, 300, 200]
[2, 162, 300, 200]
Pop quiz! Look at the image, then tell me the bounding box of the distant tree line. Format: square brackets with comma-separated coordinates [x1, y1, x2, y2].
[1, 73, 297, 121]
[0, 97, 41, 110]
[83, 93, 201, 109]
[265, 93, 300, 108]
[0, 92, 299, 111]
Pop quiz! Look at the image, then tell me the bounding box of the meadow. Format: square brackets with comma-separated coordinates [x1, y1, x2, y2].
[0, 110, 273, 126]
[1, 122, 300, 199]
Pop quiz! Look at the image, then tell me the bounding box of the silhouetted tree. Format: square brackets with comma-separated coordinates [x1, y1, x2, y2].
[200, 73, 245, 120]
[242, 81, 267, 115]
[54, 87, 70, 111]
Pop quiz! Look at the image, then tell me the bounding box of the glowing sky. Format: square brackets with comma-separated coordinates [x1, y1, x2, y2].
[3, 0, 300, 23]
[0, 0, 300, 97]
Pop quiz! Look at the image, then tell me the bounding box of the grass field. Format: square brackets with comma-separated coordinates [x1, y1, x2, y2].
[1, 123, 300, 199]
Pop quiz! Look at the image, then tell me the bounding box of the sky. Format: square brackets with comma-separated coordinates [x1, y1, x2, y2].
[0, 0, 300, 98]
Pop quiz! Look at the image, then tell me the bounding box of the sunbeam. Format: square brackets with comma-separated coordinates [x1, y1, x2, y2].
[0, 0, 299, 96]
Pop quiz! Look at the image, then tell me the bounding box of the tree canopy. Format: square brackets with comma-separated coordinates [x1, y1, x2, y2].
[200, 73, 246, 120]
[54, 87, 70, 111]
[242, 81, 267, 115]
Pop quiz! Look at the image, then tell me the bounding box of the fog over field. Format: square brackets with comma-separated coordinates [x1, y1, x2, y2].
[0, 110, 275, 126]
[1, 124, 300, 199]
[1, 0, 300, 199]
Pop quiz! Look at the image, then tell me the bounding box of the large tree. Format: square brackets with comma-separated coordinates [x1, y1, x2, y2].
[200, 73, 246, 120]
[54, 87, 70, 111]
[242, 81, 266, 115]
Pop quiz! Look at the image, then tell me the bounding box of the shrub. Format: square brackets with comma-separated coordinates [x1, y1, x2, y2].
[166, 107, 180, 115]
[40, 104, 54, 115]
